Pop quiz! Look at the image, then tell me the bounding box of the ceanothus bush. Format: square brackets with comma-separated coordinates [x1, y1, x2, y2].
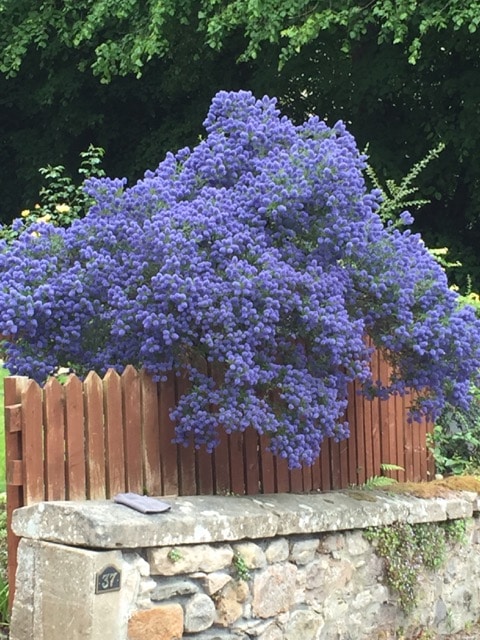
[1, 91, 479, 468]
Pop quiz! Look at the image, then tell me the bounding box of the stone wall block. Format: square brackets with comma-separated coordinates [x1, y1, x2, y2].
[265, 538, 289, 564]
[151, 578, 199, 601]
[232, 618, 277, 636]
[136, 578, 158, 609]
[121, 553, 154, 611]
[293, 566, 307, 604]
[127, 604, 183, 640]
[215, 580, 249, 627]
[12, 539, 134, 640]
[322, 594, 349, 623]
[405, 498, 447, 524]
[345, 530, 371, 556]
[445, 497, 475, 520]
[148, 544, 233, 575]
[257, 624, 283, 640]
[284, 609, 324, 639]
[216, 596, 243, 627]
[252, 563, 297, 618]
[305, 557, 354, 604]
[184, 593, 216, 632]
[351, 585, 390, 612]
[202, 571, 233, 595]
[9, 539, 36, 640]
[354, 551, 384, 587]
[124, 552, 151, 577]
[318, 532, 344, 554]
[289, 538, 319, 565]
[233, 542, 267, 569]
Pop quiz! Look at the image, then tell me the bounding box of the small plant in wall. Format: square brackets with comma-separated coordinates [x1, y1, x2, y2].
[362, 463, 404, 489]
[232, 553, 251, 582]
[442, 517, 468, 544]
[364, 519, 467, 612]
[167, 547, 183, 563]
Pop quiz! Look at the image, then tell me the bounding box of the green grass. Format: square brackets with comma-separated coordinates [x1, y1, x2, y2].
[0, 366, 8, 494]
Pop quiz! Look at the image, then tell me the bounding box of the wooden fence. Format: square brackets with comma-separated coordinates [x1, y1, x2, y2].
[4, 351, 434, 596]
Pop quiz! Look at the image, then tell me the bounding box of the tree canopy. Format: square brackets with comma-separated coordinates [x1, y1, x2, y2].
[2, 1, 479, 79]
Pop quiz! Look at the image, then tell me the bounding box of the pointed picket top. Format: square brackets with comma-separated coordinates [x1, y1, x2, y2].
[84, 369, 103, 387]
[121, 364, 139, 384]
[44, 375, 63, 393]
[21, 377, 42, 399]
[63, 372, 83, 394]
[104, 367, 121, 385]
[103, 369, 122, 402]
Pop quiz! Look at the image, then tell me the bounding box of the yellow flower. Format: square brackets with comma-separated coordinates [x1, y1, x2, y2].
[55, 203, 70, 214]
[34, 203, 41, 210]
[20, 209, 30, 217]
[37, 214, 52, 223]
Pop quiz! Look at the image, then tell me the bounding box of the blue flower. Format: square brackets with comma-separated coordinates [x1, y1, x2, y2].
[0, 90, 479, 468]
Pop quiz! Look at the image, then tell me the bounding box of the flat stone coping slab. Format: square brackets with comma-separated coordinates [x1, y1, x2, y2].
[12, 490, 478, 549]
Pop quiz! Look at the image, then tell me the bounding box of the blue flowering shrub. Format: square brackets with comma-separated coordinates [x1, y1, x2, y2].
[1, 91, 479, 468]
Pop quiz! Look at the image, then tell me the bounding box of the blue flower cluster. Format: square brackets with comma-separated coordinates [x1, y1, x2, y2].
[1, 91, 479, 468]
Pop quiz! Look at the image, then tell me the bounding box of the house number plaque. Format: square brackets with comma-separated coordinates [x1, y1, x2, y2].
[95, 565, 121, 594]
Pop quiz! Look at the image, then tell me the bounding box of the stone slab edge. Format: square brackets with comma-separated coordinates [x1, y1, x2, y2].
[12, 490, 478, 549]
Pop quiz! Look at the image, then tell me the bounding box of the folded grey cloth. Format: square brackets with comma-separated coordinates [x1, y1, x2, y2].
[113, 492, 172, 514]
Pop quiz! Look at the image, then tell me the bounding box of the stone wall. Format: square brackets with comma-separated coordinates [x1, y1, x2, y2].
[10, 490, 480, 640]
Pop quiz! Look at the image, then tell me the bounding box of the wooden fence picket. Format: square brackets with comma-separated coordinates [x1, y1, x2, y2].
[319, 442, 331, 491]
[176, 371, 196, 496]
[244, 428, 261, 495]
[22, 380, 44, 504]
[346, 382, 358, 486]
[370, 350, 382, 479]
[43, 377, 66, 501]
[84, 371, 106, 499]
[140, 370, 162, 496]
[229, 431, 247, 495]
[121, 366, 143, 494]
[209, 363, 231, 495]
[310, 450, 322, 493]
[275, 454, 290, 494]
[64, 374, 87, 500]
[259, 434, 276, 494]
[158, 371, 179, 496]
[103, 369, 125, 497]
